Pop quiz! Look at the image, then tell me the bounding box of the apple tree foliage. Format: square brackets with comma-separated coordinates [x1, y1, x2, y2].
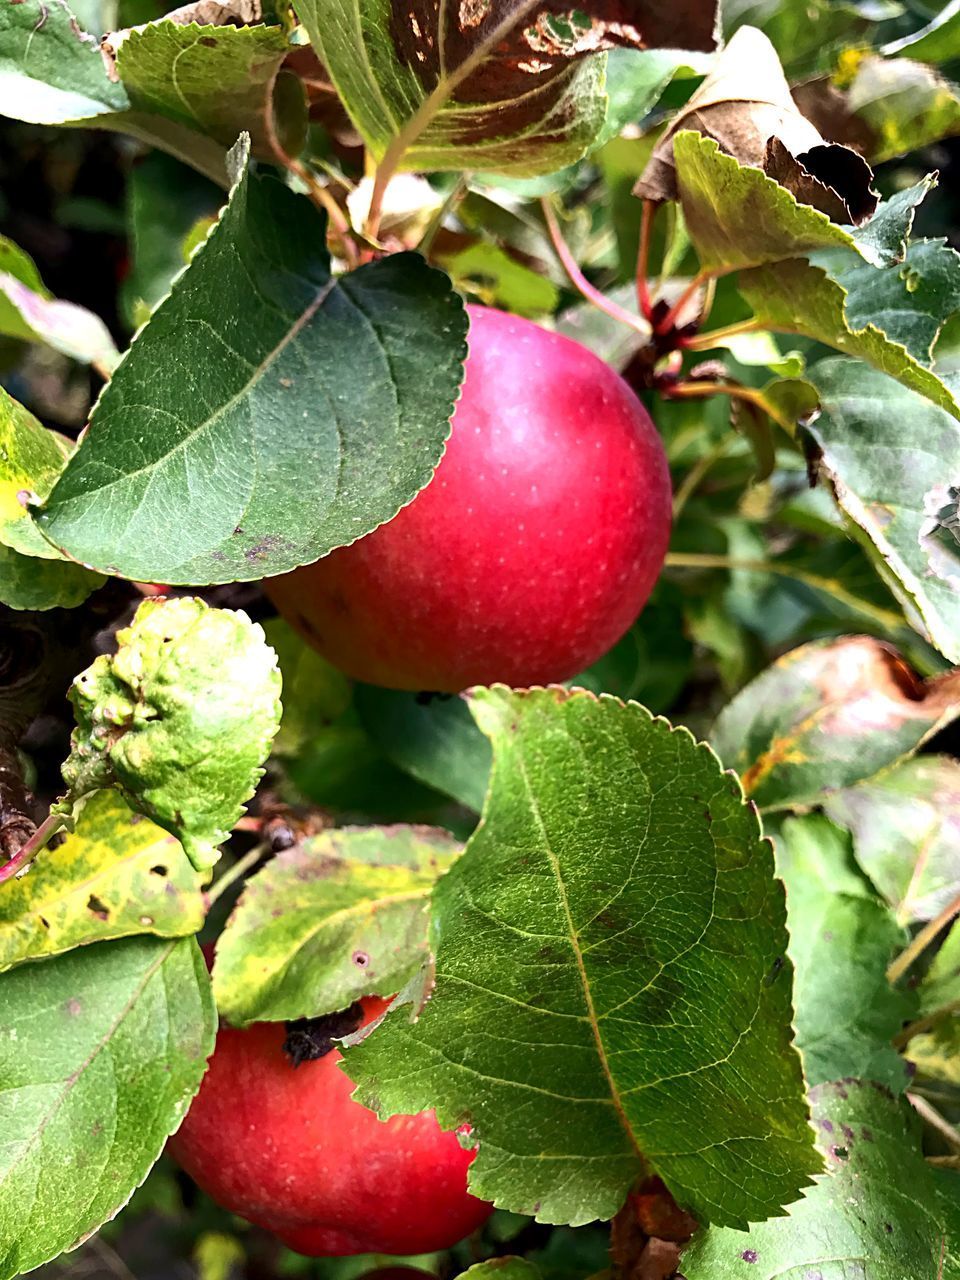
[0, 0, 959, 1275]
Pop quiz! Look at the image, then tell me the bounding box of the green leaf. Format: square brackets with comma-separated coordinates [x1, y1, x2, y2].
[37, 143, 468, 584]
[213, 825, 461, 1026]
[0, 790, 205, 973]
[0, 0, 227, 182]
[738, 258, 960, 421]
[462, 1261, 541, 1280]
[599, 47, 711, 144]
[680, 1079, 959, 1280]
[261, 618, 352, 760]
[672, 132, 868, 274]
[883, 0, 960, 62]
[0, 542, 104, 611]
[120, 151, 222, 327]
[823, 757, 960, 927]
[354, 686, 492, 813]
[0, 387, 70, 559]
[775, 815, 913, 1092]
[298, 0, 717, 178]
[845, 55, 960, 165]
[711, 635, 960, 811]
[808, 237, 960, 367]
[62, 597, 282, 872]
[919, 921, 960, 1019]
[0, 245, 119, 371]
[344, 687, 818, 1229]
[0, 0, 127, 124]
[438, 241, 560, 318]
[722, 0, 873, 76]
[806, 358, 960, 664]
[907, 1017, 960, 1088]
[0, 935, 215, 1280]
[107, 17, 296, 158]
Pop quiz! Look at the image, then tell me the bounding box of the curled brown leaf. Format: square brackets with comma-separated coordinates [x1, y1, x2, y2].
[635, 25, 878, 225]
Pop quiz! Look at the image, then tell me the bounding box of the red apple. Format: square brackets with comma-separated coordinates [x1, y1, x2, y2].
[264, 305, 671, 691]
[169, 997, 492, 1256]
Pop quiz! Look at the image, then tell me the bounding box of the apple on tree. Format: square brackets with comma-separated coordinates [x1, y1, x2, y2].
[266, 305, 672, 692]
[170, 996, 493, 1257]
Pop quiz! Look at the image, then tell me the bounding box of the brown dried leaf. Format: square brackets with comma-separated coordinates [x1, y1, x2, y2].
[392, 0, 720, 109]
[636, 25, 878, 225]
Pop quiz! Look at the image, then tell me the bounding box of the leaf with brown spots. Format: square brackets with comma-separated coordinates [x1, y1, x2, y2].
[711, 635, 960, 812]
[0, 790, 206, 974]
[212, 824, 461, 1026]
[680, 1080, 960, 1279]
[296, 0, 719, 177]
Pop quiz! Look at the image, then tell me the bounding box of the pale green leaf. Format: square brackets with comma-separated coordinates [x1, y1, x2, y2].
[775, 815, 913, 1092]
[672, 132, 867, 274]
[824, 757, 960, 926]
[62, 597, 282, 872]
[0, 390, 72, 560]
[806, 358, 960, 663]
[0, 543, 104, 611]
[0, 790, 206, 974]
[213, 825, 461, 1026]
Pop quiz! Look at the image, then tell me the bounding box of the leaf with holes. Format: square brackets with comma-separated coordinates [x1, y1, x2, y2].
[35, 140, 467, 584]
[213, 825, 461, 1026]
[0, 936, 215, 1280]
[0, 790, 206, 974]
[297, 0, 719, 179]
[680, 1080, 960, 1280]
[711, 636, 960, 812]
[805, 358, 960, 664]
[823, 757, 960, 927]
[343, 686, 819, 1229]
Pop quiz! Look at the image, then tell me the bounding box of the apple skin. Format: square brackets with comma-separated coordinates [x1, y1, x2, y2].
[264, 305, 672, 692]
[169, 997, 492, 1257]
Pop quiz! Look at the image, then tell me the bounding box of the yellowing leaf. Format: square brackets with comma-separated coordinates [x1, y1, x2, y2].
[0, 790, 205, 973]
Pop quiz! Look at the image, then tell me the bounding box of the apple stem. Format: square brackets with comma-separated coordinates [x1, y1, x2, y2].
[680, 318, 764, 351]
[418, 175, 469, 257]
[636, 200, 657, 321]
[540, 198, 651, 339]
[654, 270, 711, 335]
[895, 998, 960, 1049]
[887, 888, 960, 986]
[671, 436, 734, 518]
[0, 809, 67, 885]
[204, 841, 270, 908]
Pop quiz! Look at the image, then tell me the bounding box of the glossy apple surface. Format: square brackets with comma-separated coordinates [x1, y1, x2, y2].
[169, 997, 492, 1256]
[265, 305, 672, 691]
